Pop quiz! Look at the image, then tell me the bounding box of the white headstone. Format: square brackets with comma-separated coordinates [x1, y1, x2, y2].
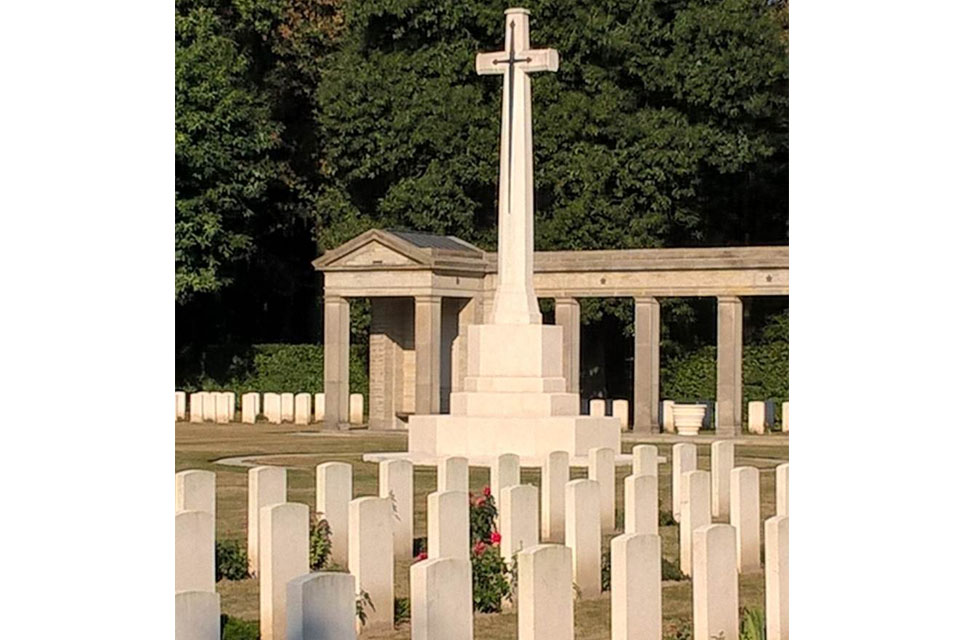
[410, 557, 473, 640]
[175, 510, 215, 593]
[260, 502, 309, 640]
[747, 401, 765, 434]
[248, 466, 287, 575]
[612, 399, 629, 429]
[565, 478, 601, 599]
[379, 459, 413, 559]
[316, 462, 352, 569]
[428, 490, 469, 561]
[672, 443, 697, 521]
[680, 470, 711, 577]
[438, 456, 469, 493]
[588, 447, 616, 533]
[189, 392, 204, 423]
[782, 401, 789, 432]
[264, 393, 282, 424]
[348, 497, 394, 631]
[631, 444, 658, 477]
[500, 484, 539, 561]
[201, 391, 217, 422]
[281, 393, 295, 422]
[286, 572, 357, 640]
[215, 392, 233, 423]
[349, 393, 364, 425]
[589, 398, 605, 417]
[776, 462, 789, 516]
[730, 466, 761, 573]
[662, 400, 676, 433]
[314, 393, 326, 423]
[176, 391, 187, 421]
[693, 524, 738, 640]
[710, 441, 734, 520]
[294, 393, 312, 425]
[765, 515, 789, 640]
[517, 544, 573, 640]
[624, 474, 658, 536]
[611, 533, 661, 640]
[541, 450, 568, 543]
[241, 392, 260, 424]
[175, 469, 215, 516]
[175, 591, 220, 640]
[490, 453, 520, 521]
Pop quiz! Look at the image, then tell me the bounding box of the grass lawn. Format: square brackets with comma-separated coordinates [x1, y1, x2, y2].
[176, 423, 788, 639]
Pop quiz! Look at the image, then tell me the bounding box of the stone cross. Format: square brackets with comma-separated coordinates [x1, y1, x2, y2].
[477, 8, 558, 325]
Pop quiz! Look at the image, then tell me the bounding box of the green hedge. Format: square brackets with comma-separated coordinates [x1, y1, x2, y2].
[176, 343, 369, 399]
[661, 312, 788, 416]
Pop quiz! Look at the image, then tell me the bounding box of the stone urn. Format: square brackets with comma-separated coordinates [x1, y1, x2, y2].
[673, 404, 707, 436]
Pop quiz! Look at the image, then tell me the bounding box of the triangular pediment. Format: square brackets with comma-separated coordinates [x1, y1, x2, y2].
[313, 230, 431, 270]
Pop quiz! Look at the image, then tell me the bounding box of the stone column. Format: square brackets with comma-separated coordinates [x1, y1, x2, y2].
[415, 295, 442, 415]
[716, 296, 743, 436]
[324, 295, 350, 429]
[554, 298, 580, 394]
[633, 297, 660, 434]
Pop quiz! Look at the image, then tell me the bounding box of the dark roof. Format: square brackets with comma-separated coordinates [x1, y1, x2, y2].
[388, 230, 478, 252]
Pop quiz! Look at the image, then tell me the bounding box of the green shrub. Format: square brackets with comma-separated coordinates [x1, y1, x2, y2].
[220, 615, 259, 640]
[394, 597, 410, 625]
[659, 510, 677, 526]
[356, 589, 374, 628]
[469, 487, 497, 544]
[471, 542, 511, 612]
[176, 343, 369, 402]
[661, 556, 685, 581]
[215, 540, 249, 581]
[310, 515, 332, 571]
[740, 606, 766, 640]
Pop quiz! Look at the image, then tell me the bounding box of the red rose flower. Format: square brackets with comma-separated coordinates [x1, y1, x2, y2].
[415, 552, 428, 561]
[474, 541, 487, 555]
[491, 531, 502, 544]
[476, 496, 486, 506]
[483, 486, 491, 497]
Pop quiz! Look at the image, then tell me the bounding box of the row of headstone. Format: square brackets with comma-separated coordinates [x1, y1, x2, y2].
[176, 448, 788, 639]
[175, 470, 219, 640]
[176, 391, 365, 426]
[747, 400, 790, 434]
[585, 398, 630, 429]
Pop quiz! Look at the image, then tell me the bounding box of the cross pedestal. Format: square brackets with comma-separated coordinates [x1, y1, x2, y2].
[403, 8, 621, 464]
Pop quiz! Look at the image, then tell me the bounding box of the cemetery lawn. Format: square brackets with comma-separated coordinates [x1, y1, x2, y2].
[176, 423, 789, 639]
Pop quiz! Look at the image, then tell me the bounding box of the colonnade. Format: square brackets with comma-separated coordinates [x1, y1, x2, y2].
[323, 294, 745, 437]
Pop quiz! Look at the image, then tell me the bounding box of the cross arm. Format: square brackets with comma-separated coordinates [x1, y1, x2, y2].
[476, 51, 506, 75]
[519, 48, 559, 73]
